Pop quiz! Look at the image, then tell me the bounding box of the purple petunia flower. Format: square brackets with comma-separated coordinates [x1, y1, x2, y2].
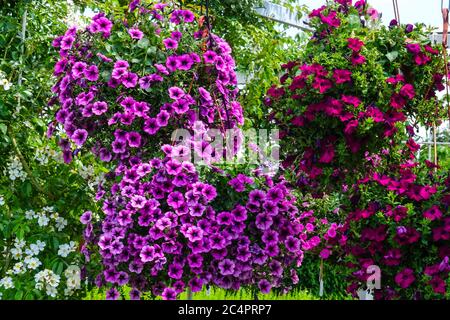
[106, 288, 120, 300]
[218, 259, 235, 276]
[122, 72, 138, 88]
[84, 65, 99, 81]
[80, 211, 92, 224]
[128, 27, 144, 40]
[129, 288, 141, 300]
[166, 55, 180, 72]
[72, 129, 88, 146]
[171, 31, 183, 41]
[161, 287, 177, 300]
[185, 226, 204, 242]
[127, 132, 142, 148]
[72, 61, 87, 79]
[92, 101, 108, 115]
[258, 279, 272, 294]
[143, 118, 160, 135]
[168, 86, 185, 100]
[177, 54, 193, 71]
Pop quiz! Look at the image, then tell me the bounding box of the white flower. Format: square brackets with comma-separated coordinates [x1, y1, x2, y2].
[42, 206, 54, 213]
[0, 195, 4, 206]
[55, 217, 67, 231]
[35, 269, 60, 296]
[14, 238, 26, 249]
[25, 257, 41, 270]
[0, 277, 14, 289]
[12, 262, 25, 275]
[25, 209, 36, 220]
[37, 214, 50, 227]
[5, 157, 27, 181]
[46, 285, 58, 297]
[58, 242, 76, 258]
[10, 247, 22, 260]
[50, 212, 59, 220]
[35, 240, 46, 251]
[47, 276, 60, 288]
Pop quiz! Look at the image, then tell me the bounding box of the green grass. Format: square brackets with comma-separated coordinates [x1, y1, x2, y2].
[84, 287, 321, 300]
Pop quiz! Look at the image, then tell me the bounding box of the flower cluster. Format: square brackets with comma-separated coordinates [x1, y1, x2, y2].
[0, 203, 82, 300]
[81, 153, 313, 299]
[24, 206, 68, 231]
[266, 0, 445, 194]
[4, 156, 27, 182]
[49, 1, 243, 165]
[268, 0, 449, 300]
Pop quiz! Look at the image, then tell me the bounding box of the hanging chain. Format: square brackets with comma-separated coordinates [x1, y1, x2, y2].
[392, 0, 400, 24]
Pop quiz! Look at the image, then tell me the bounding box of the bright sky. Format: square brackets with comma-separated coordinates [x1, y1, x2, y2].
[300, 0, 445, 29]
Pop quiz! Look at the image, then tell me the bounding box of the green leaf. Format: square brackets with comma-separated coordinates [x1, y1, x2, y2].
[137, 37, 149, 49]
[0, 123, 7, 135]
[386, 51, 399, 62]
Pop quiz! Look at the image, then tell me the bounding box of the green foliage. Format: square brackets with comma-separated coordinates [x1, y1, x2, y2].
[0, 0, 98, 299]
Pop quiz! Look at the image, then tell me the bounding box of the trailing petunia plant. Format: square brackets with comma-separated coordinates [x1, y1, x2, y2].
[49, 1, 243, 166]
[265, 0, 446, 194]
[266, 0, 449, 300]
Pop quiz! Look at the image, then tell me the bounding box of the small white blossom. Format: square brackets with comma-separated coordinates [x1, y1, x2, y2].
[0, 195, 4, 206]
[0, 277, 14, 289]
[25, 257, 41, 270]
[35, 240, 46, 251]
[25, 209, 36, 220]
[55, 217, 67, 231]
[10, 247, 23, 260]
[42, 206, 54, 213]
[5, 157, 27, 182]
[12, 262, 25, 275]
[14, 238, 26, 249]
[58, 242, 77, 258]
[37, 214, 50, 227]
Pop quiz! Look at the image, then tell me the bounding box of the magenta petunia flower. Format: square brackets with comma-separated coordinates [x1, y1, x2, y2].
[143, 118, 159, 135]
[395, 268, 415, 289]
[203, 50, 217, 64]
[347, 38, 364, 52]
[177, 54, 194, 71]
[333, 69, 352, 84]
[399, 84, 416, 100]
[423, 205, 443, 221]
[161, 287, 177, 301]
[351, 53, 366, 65]
[156, 110, 170, 127]
[60, 35, 75, 50]
[168, 86, 185, 100]
[128, 27, 144, 40]
[406, 43, 421, 54]
[171, 31, 183, 41]
[165, 55, 179, 72]
[163, 38, 178, 50]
